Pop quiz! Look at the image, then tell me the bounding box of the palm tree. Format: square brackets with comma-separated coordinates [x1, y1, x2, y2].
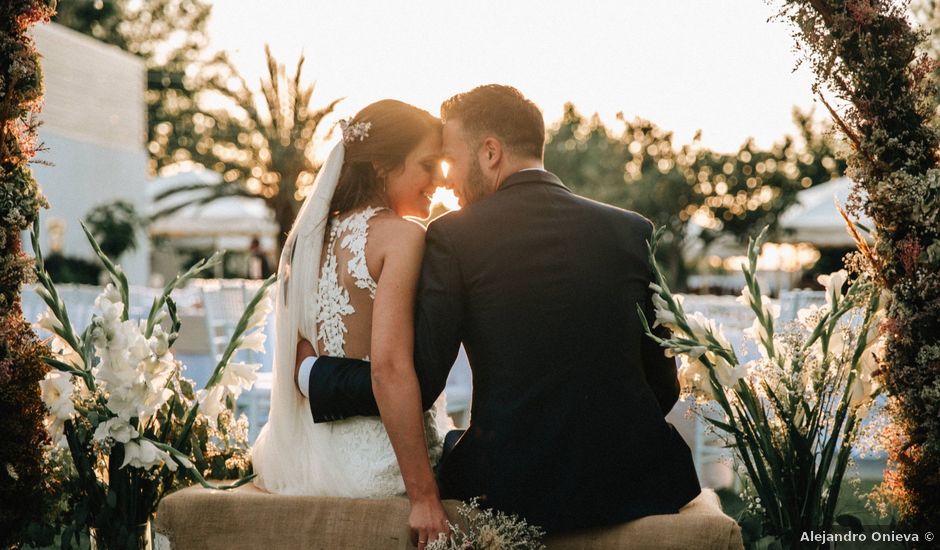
[151, 45, 342, 256]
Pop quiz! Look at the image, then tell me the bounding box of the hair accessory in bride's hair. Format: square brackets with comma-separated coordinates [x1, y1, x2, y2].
[339, 118, 372, 144]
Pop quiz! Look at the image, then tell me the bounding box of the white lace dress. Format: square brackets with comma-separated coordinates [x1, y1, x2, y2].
[303, 206, 451, 497]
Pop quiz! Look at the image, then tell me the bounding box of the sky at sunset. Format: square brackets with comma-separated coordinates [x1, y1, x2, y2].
[207, 0, 819, 155]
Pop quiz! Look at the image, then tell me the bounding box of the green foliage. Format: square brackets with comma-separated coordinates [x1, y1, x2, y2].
[84, 200, 145, 260]
[148, 46, 342, 254]
[544, 104, 844, 289]
[30, 222, 266, 547]
[775, 0, 940, 535]
[645, 227, 885, 548]
[0, 1, 55, 547]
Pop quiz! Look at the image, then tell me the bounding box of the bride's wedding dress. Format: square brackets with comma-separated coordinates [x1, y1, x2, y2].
[252, 204, 451, 497]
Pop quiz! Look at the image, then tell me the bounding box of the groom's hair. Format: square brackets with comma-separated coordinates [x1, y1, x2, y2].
[441, 85, 544, 160]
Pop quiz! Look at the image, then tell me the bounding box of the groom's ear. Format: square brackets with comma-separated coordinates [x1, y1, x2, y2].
[480, 137, 502, 168]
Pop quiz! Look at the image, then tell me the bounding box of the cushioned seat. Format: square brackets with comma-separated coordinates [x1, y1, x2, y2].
[154, 484, 743, 549]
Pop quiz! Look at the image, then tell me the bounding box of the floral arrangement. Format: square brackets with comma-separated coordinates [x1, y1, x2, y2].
[0, 1, 56, 545]
[773, 0, 940, 531]
[426, 498, 546, 550]
[31, 222, 274, 549]
[642, 227, 886, 548]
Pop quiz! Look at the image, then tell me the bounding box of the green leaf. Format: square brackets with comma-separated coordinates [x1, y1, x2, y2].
[81, 221, 129, 321]
[702, 415, 739, 436]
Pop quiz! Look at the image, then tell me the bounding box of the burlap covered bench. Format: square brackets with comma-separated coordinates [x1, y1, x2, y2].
[155, 484, 743, 549]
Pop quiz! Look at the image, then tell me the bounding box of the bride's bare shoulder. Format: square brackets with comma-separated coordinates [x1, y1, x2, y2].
[368, 212, 426, 252]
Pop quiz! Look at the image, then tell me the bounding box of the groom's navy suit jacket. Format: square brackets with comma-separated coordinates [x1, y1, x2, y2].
[308, 169, 700, 533]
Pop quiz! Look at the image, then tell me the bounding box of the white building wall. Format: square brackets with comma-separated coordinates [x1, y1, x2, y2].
[26, 23, 151, 284]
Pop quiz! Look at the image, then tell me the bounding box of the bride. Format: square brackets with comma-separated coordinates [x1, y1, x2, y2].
[250, 100, 452, 500]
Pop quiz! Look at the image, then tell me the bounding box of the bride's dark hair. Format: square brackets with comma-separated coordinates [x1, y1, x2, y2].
[329, 100, 441, 213]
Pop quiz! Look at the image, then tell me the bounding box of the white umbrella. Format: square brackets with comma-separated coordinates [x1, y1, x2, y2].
[779, 177, 873, 247]
[148, 169, 279, 243]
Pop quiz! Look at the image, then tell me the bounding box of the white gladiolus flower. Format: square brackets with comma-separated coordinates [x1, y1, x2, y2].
[106, 382, 173, 422]
[678, 355, 715, 400]
[849, 339, 883, 408]
[736, 287, 756, 309]
[94, 284, 124, 324]
[197, 386, 227, 425]
[95, 352, 141, 389]
[743, 317, 767, 344]
[35, 308, 63, 334]
[40, 371, 76, 421]
[858, 339, 884, 378]
[862, 309, 885, 352]
[828, 328, 846, 358]
[50, 335, 84, 368]
[238, 331, 267, 353]
[796, 304, 823, 330]
[121, 439, 174, 471]
[141, 355, 175, 385]
[849, 374, 876, 409]
[653, 305, 678, 330]
[712, 323, 734, 353]
[93, 418, 140, 444]
[45, 417, 68, 447]
[710, 353, 747, 388]
[684, 311, 712, 339]
[818, 270, 848, 306]
[737, 288, 779, 319]
[246, 296, 273, 331]
[220, 362, 261, 398]
[764, 301, 781, 321]
[150, 323, 171, 357]
[650, 291, 668, 311]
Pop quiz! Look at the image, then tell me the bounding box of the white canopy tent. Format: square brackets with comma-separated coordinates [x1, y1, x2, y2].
[148, 169, 278, 250]
[778, 177, 873, 247]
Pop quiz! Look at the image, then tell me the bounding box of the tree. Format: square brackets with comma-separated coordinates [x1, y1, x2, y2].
[545, 103, 844, 289]
[690, 108, 845, 246]
[84, 200, 145, 259]
[150, 46, 342, 254]
[54, 0, 224, 176]
[775, 0, 940, 533]
[546, 105, 697, 288]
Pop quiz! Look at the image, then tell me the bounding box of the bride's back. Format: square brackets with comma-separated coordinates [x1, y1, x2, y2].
[315, 206, 393, 361]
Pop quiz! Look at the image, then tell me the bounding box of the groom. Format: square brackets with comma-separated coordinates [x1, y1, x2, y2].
[298, 85, 700, 539]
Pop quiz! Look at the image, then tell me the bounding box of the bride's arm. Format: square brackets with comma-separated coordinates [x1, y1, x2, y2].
[370, 219, 449, 545]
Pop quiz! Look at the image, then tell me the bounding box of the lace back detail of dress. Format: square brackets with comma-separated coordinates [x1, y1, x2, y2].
[315, 206, 385, 360]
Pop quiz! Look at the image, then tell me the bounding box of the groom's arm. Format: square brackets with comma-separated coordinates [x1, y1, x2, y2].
[411, 221, 463, 410]
[306, 356, 379, 422]
[305, 220, 463, 422]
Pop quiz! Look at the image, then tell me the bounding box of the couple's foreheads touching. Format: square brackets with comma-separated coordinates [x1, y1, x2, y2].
[332, 84, 546, 218]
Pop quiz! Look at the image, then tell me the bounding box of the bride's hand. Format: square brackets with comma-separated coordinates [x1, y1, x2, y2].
[409, 496, 450, 549]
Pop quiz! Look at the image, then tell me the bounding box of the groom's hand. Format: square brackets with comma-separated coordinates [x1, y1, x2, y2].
[409, 496, 450, 549]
